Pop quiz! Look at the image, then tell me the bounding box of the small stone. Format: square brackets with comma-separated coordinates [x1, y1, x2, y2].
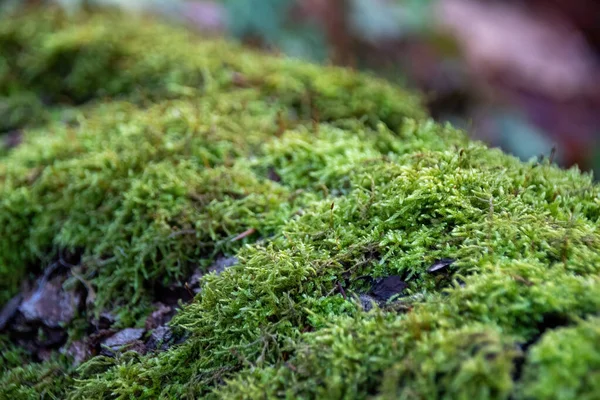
[188, 268, 203, 287]
[102, 328, 145, 350]
[64, 340, 92, 366]
[0, 294, 22, 330]
[145, 326, 173, 352]
[124, 340, 147, 355]
[145, 303, 174, 330]
[208, 256, 238, 274]
[98, 312, 117, 329]
[18, 276, 81, 328]
[187, 256, 239, 295]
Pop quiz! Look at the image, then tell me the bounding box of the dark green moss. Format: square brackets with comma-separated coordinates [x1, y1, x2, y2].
[1, 7, 599, 399]
[1, 336, 71, 400]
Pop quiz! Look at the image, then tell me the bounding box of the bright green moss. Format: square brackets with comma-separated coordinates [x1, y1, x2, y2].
[1, 7, 599, 399]
[518, 317, 600, 400]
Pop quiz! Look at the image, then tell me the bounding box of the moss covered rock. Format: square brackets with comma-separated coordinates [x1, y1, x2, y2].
[1, 7, 599, 400]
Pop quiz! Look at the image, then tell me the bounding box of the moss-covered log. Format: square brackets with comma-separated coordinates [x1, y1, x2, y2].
[1, 8, 599, 400]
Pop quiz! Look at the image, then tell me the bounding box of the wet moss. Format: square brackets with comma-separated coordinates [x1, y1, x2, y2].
[1, 7, 599, 399]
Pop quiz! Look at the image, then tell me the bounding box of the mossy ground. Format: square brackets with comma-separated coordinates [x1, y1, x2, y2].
[1, 7, 599, 400]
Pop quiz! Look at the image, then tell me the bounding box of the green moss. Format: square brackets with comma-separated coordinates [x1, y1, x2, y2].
[518, 317, 600, 400]
[1, 7, 599, 399]
[1, 337, 71, 400]
[0, 93, 46, 132]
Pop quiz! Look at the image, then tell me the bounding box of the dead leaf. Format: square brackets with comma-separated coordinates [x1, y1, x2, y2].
[427, 258, 455, 273]
[370, 276, 408, 302]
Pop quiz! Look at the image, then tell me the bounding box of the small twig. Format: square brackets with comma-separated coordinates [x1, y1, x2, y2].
[95, 256, 117, 266]
[312, 103, 320, 134]
[231, 228, 256, 242]
[57, 250, 97, 306]
[325, 285, 338, 297]
[337, 281, 347, 300]
[256, 340, 269, 366]
[511, 275, 533, 287]
[230, 348, 254, 368]
[58, 250, 76, 268]
[329, 202, 335, 230]
[276, 110, 287, 137]
[39, 261, 61, 289]
[549, 145, 557, 165]
[184, 282, 195, 298]
[562, 213, 574, 266]
[188, 192, 207, 203]
[70, 268, 96, 306]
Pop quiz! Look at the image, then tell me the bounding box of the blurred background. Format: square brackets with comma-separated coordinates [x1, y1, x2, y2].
[3, 0, 600, 175]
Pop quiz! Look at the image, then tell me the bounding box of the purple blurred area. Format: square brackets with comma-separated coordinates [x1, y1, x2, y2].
[9, 0, 600, 174]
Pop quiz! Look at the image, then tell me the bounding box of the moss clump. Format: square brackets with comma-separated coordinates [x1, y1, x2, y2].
[0, 7, 424, 309]
[518, 317, 600, 400]
[1, 7, 599, 399]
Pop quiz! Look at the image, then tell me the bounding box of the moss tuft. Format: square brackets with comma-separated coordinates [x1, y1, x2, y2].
[518, 317, 600, 400]
[1, 7, 599, 399]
